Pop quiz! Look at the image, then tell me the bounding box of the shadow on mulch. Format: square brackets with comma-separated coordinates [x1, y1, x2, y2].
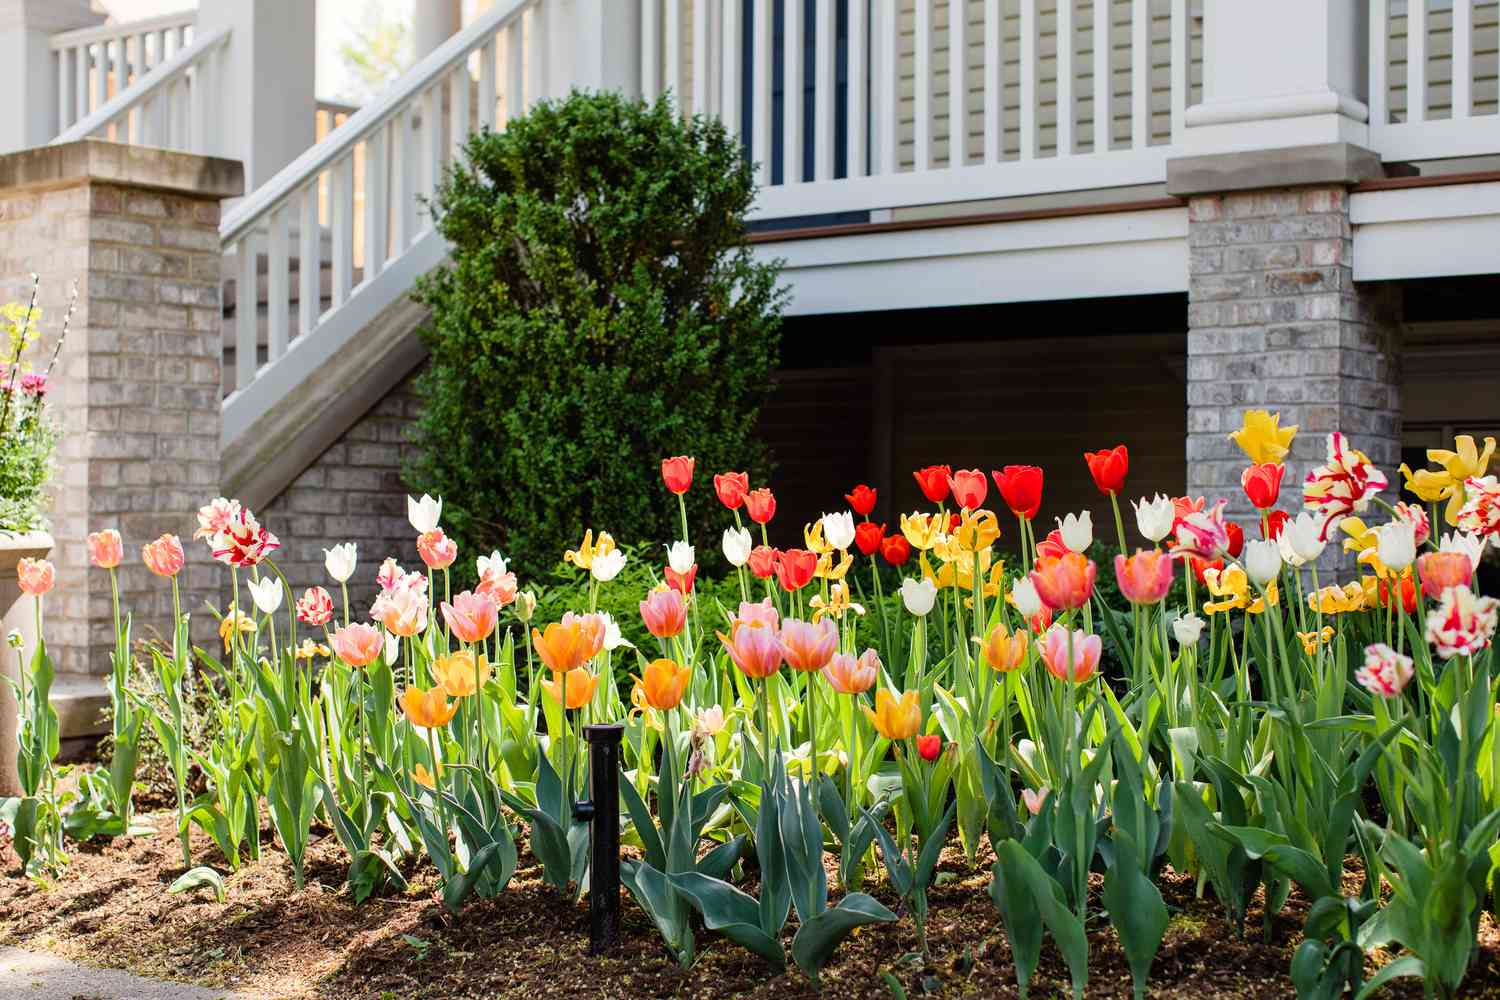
[1, 809, 1498, 999]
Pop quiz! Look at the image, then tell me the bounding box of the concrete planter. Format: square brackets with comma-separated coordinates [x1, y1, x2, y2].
[0, 532, 52, 797]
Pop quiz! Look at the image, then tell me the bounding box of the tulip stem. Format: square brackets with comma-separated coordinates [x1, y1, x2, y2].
[1109, 491, 1128, 559]
[170, 575, 190, 869]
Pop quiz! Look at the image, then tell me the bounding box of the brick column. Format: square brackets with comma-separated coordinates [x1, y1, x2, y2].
[0, 141, 242, 725]
[1171, 148, 1402, 537]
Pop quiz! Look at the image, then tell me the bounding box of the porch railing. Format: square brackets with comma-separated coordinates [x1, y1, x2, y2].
[50, 11, 196, 139]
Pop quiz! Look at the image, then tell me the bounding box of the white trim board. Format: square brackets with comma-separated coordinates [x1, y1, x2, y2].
[1353, 181, 1500, 281]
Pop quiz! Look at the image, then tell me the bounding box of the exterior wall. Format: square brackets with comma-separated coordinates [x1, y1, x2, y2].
[1185, 185, 1402, 524]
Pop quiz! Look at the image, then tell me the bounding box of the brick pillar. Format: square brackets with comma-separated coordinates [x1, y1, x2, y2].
[0, 141, 242, 720]
[1171, 148, 1402, 545]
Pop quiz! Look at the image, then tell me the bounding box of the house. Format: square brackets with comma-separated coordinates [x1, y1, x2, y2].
[0, 0, 1495, 739]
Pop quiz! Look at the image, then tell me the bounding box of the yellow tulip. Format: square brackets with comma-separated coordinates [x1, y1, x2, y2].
[218, 607, 256, 652]
[814, 548, 853, 581]
[809, 582, 865, 622]
[803, 520, 832, 556]
[1338, 517, 1390, 577]
[1307, 582, 1365, 615]
[900, 512, 947, 551]
[543, 667, 599, 710]
[1399, 435, 1496, 526]
[295, 639, 331, 661]
[432, 649, 492, 698]
[400, 685, 458, 729]
[863, 689, 921, 741]
[1297, 626, 1335, 656]
[1229, 409, 1298, 466]
[564, 529, 617, 571]
[1202, 565, 1278, 615]
[950, 509, 1000, 552]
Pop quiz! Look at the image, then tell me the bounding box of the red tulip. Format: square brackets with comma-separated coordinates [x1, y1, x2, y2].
[913, 465, 952, 504]
[747, 545, 778, 579]
[947, 469, 988, 511]
[915, 734, 942, 761]
[992, 465, 1044, 520]
[665, 564, 698, 595]
[846, 484, 878, 517]
[1240, 462, 1285, 510]
[1084, 445, 1129, 496]
[661, 455, 695, 495]
[774, 548, 818, 592]
[745, 487, 777, 525]
[1262, 509, 1290, 540]
[1225, 521, 1244, 559]
[1185, 555, 1222, 586]
[880, 535, 911, 567]
[854, 521, 886, 556]
[715, 471, 749, 509]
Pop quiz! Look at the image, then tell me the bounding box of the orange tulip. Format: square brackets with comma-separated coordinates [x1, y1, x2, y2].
[1417, 550, 1473, 598]
[637, 658, 691, 711]
[531, 612, 606, 673]
[981, 622, 1029, 672]
[1114, 549, 1174, 605]
[863, 689, 921, 741]
[433, 649, 492, 697]
[1028, 551, 1097, 611]
[400, 685, 457, 729]
[544, 667, 600, 710]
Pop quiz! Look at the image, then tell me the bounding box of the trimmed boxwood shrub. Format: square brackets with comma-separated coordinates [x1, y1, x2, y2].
[408, 91, 787, 577]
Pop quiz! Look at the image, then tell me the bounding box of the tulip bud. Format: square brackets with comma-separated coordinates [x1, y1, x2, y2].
[1057, 511, 1092, 553]
[1376, 519, 1417, 572]
[722, 526, 752, 567]
[5, 629, 21, 649]
[900, 577, 937, 616]
[1132, 494, 1175, 543]
[666, 540, 695, 575]
[515, 589, 537, 622]
[1011, 577, 1043, 619]
[1244, 538, 1282, 587]
[1171, 612, 1205, 647]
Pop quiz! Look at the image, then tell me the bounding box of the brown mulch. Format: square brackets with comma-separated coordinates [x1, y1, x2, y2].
[2, 805, 1499, 1000]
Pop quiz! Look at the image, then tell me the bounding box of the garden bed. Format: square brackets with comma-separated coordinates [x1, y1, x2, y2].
[2, 805, 1491, 1000]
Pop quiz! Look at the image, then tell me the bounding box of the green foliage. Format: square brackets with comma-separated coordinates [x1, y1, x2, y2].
[409, 90, 787, 577]
[0, 297, 59, 534]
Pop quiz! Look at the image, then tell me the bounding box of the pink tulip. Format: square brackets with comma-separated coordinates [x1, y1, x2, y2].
[331, 622, 383, 667]
[1114, 549, 1174, 605]
[640, 588, 688, 639]
[1037, 625, 1101, 683]
[823, 649, 879, 695]
[717, 619, 783, 680]
[16, 558, 54, 596]
[377, 586, 428, 637]
[779, 617, 838, 673]
[142, 534, 185, 578]
[417, 528, 457, 570]
[87, 529, 123, 569]
[441, 590, 498, 644]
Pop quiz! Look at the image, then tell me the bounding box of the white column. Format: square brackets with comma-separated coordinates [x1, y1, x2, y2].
[1183, 0, 1369, 155]
[196, 0, 316, 190]
[0, 0, 103, 152]
[568, 0, 643, 97]
[413, 0, 463, 60]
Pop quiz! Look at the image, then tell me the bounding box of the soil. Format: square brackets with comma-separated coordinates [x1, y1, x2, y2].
[2, 807, 1499, 1000]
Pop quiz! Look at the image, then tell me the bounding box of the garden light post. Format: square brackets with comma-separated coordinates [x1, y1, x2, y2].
[574, 723, 625, 954]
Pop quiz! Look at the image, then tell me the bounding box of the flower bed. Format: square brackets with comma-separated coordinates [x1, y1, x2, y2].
[4, 412, 1500, 998]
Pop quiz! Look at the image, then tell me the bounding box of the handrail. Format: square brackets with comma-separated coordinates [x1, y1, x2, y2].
[220, 0, 532, 244]
[49, 10, 195, 51]
[52, 27, 229, 146]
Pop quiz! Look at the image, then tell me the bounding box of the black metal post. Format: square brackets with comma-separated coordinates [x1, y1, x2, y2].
[575, 723, 624, 955]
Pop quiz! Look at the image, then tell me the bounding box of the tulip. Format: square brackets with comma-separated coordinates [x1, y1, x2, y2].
[915, 734, 942, 761]
[87, 529, 123, 570]
[900, 577, 937, 616]
[774, 548, 818, 592]
[1035, 529, 1069, 562]
[295, 639, 331, 661]
[1244, 538, 1282, 587]
[247, 576, 282, 615]
[476, 559, 518, 608]
[531, 612, 606, 673]
[1022, 788, 1049, 816]
[433, 649, 492, 697]
[723, 526, 753, 567]
[863, 689, 921, 740]
[821, 511, 856, 551]
[324, 542, 357, 584]
[717, 619, 784, 679]
[401, 685, 458, 729]
[209, 507, 280, 567]
[1284, 512, 1326, 564]
[417, 529, 458, 570]
[779, 617, 838, 672]
[694, 705, 727, 737]
[1262, 509, 1290, 540]
[659, 540, 692, 575]
[194, 497, 241, 540]
[661, 455, 695, 494]
[1173, 500, 1230, 561]
[880, 534, 912, 566]
[441, 590, 499, 644]
[1225, 522, 1245, 559]
[981, 622, 1029, 672]
[947, 469, 988, 511]
[1303, 432, 1389, 541]
[564, 529, 618, 572]
[640, 587, 688, 638]
[1375, 519, 1417, 573]
[1084, 445, 1129, 495]
[747, 545, 777, 579]
[854, 521, 886, 556]
[1400, 435, 1496, 526]
[1011, 577, 1044, 619]
[1132, 494, 1175, 543]
[377, 586, 428, 637]
[1057, 511, 1092, 553]
[1457, 475, 1500, 538]
[745, 487, 777, 524]
[637, 658, 691, 711]
[1230, 409, 1298, 465]
[900, 511, 947, 551]
[411, 763, 438, 789]
[1172, 612, 1205, 646]
[665, 564, 697, 594]
[1029, 552, 1096, 611]
[1307, 583, 1367, 615]
[823, 649, 879, 694]
[407, 493, 443, 533]
[16, 557, 53, 596]
[1440, 530, 1487, 567]
[1356, 643, 1415, 698]
[913, 464, 952, 504]
[543, 667, 600, 709]
[992, 465, 1044, 520]
[1241, 462, 1285, 510]
[1417, 550, 1473, 598]
[1037, 625, 1101, 682]
[846, 484, 878, 516]
[514, 590, 537, 622]
[376, 557, 403, 591]
[715, 471, 749, 509]
[592, 547, 627, 582]
[218, 609, 255, 651]
[1426, 584, 1500, 660]
[597, 611, 634, 652]
[1394, 501, 1431, 547]
[296, 586, 334, 626]
[1114, 549, 1174, 604]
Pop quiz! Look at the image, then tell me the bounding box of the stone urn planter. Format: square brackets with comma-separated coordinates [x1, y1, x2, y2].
[0, 533, 52, 797]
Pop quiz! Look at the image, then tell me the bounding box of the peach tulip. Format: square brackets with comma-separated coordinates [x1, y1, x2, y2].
[717, 619, 784, 680]
[1417, 550, 1473, 599]
[331, 622, 383, 667]
[417, 528, 458, 570]
[531, 612, 607, 674]
[543, 667, 600, 710]
[1114, 549, 1174, 605]
[400, 685, 458, 729]
[87, 529, 123, 569]
[1037, 625, 1101, 683]
[779, 617, 838, 673]
[142, 533, 185, 578]
[863, 689, 921, 741]
[16, 558, 53, 596]
[378, 586, 428, 638]
[433, 649, 492, 698]
[823, 649, 879, 694]
[981, 622, 1029, 672]
[640, 587, 687, 639]
[1028, 551, 1097, 611]
[441, 590, 498, 644]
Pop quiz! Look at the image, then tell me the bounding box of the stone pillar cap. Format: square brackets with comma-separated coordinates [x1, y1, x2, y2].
[0, 140, 244, 199]
[1167, 142, 1389, 197]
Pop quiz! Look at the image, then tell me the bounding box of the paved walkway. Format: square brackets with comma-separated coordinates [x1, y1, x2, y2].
[0, 946, 262, 999]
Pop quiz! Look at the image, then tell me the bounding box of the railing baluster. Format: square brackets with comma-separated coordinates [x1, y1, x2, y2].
[1057, 0, 1073, 156]
[114, 37, 128, 105]
[642, 0, 660, 101]
[693, 0, 710, 116]
[815, 0, 835, 180]
[1369, 0, 1388, 129]
[450, 64, 471, 157]
[1130, 0, 1148, 147]
[331, 155, 354, 308]
[877, 0, 898, 172]
[721, 0, 742, 137]
[75, 42, 88, 123]
[299, 183, 320, 337]
[1454, 0, 1473, 120]
[1170, 0, 1186, 143]
[479, 39, 497, 130]
[505, 21, 525, 123]
[423, 85, 443, 199]
[94, 42, 108, 115]
[665, 0, 682, 107]
[235, 233, 259, 393]
[57, 49, 70, 133]
[949, 0, 968, 167]
[527, 0, 548, 108]
[847, 0, 867, 177]
[267, 205, 289, 361]
[914, 0, 933, 170]
[785, 0, 805, 181]
[1408, 0, 1426, 124]
[984, 0, 1000, 161]
[365, 129, 388, 280]
[1020, 0, 1036, 160]
[1093, 0, 1110, 153]
[752, 0, 772, 185]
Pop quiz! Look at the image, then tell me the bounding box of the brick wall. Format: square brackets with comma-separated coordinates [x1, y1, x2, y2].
[1185, 186, 1402, 528]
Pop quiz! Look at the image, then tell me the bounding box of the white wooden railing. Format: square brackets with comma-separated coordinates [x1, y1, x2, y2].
[52, 27, 229, 156]
[219, 0, 549, 444]
[51, 11, 196, 140]
[645, 0, 1198, 221]
[1370, 0, 1500, 161]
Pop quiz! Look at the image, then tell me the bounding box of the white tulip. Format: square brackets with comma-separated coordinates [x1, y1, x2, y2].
[247, 576, 283, 615]
[383, 631, 400, 666]
[1440, 530, 1487, 568]
[1057, 511, 1093, 553]
[592, 547, 627, 582]
[598, 611, 634, 651]
[1244, 538, 1282, 586]
[323, 542, 357, 584]
[476, 550, 508, 579]
[407, 493, 443, 533]
[1286, 512, 1326, 564]
[1133, 494, 1175, 543]
[666, 540, 695, 575]
[1376, 519, 1416, 572]
[821, 511, 856, 551]
[900, 577, 938, 616]
[514, 590, 537, 622]
[722, 526, 752, 567]
[1277, 529, 1305, 568]
[1172, 612, 1206, 647]
[1011, 577, 1043, 619]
